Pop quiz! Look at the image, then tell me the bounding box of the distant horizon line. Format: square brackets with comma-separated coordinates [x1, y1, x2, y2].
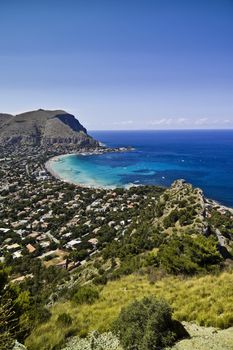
[89, 128, 233, 132]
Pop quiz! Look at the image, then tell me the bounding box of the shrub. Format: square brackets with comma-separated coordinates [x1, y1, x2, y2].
[57, 313, 73, 327]
[73, 285, 99, 305]
[155, 202, 165, 217]
[35, 307, 51, 325]
[163, 210, 179, 228]
[112, 296, 188, 350]
[26, 306, 51, 327]
[93, 275, 108, 285]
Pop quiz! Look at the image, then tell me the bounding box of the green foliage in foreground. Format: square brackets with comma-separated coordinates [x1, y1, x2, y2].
[0, 263, 31, 350]
[26, 269, 233, 350]
[0, 298, 17, 350]
[112, 297, 188, 350]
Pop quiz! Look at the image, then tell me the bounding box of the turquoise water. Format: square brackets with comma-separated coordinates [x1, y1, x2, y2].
[50, 130, 233, 207]
[51, 153, 185, 188]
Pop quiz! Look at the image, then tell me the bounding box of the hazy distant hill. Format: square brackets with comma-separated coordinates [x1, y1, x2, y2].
[0, 109, 97, 148]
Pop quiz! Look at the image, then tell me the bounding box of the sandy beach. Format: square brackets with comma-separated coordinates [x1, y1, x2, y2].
[45, 154, 76, 184]
[44, 153, 117, 189]
[44, 147, 134, 189]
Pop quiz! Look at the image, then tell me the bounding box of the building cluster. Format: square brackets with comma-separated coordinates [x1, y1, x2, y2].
[0, 147, 156, 275]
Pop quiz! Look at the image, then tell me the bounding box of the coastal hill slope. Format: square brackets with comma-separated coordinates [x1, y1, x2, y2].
[0, 113, 12, 127]
[0, 109, 98, 148]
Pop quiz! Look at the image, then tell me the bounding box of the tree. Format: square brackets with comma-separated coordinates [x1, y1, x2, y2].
[0, 298, 17, 350]
[0, 264, 30, 349]
[112, 297, 188, 350]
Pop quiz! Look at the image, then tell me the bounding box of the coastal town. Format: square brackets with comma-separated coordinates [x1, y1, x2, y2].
[1, 0, 233, 347]
[0, 144, 162, 280]
[1, 141, 233, 285]
[1, 117, 233, 350]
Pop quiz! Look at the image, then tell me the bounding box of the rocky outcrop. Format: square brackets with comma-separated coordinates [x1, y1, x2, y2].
[13, 341, 27, 350]
[0, 109, 98, 148]
[167, 322, 233, 350]
[154, 179, 208, 234]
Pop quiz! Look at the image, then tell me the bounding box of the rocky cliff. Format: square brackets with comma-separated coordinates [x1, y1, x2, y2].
[0, 109, 98, 148]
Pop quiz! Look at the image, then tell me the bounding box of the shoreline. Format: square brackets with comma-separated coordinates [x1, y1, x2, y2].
[44, 153, 127, 190]
[45, 155, 137, 190]
[44, 155, 68, 183]
[44, 146, 136, 189]
[44, 152, 233, 210]
[45, 156, 233, 212]
[44, 154, 99, 188]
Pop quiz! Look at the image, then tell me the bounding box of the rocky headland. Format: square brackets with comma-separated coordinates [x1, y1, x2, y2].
[0, 109, 97, 150]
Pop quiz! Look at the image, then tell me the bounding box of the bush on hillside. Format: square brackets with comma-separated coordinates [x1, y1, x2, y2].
[112, 296, 188, 350]
[57, 313, 73, 327]
[29, 306, 51, 325]
[73, 285, 99, 305]
[93, 275, 108, 285]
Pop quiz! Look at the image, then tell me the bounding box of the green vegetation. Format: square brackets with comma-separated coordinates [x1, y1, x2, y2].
[72, 285, 99, 305]
[209, 209, 233, 239]
[0, 259, 70, 349]
[2, 167, 233, 350]
[154, 180, 206, 234]
[157, 234, 222, 274]
[112, 296, 188, 350]
[0, 298, 17, 350]
[0, 264, 30, 349]
[97, 229, 222, 282]
[57, 313, 73, 327]
[26, 269, 233, 350]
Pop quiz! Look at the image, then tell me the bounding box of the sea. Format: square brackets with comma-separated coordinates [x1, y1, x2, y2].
[50, 130, 233, 207]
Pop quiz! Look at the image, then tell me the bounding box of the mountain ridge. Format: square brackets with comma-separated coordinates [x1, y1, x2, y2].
[0, 109, 97, 148]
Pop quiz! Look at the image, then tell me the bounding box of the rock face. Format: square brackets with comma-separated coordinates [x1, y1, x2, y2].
[0, 109, 98, 148]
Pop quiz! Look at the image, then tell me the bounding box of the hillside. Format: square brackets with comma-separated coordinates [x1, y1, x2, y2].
[154, 179, 207, 234]
[1, 156, 233, 350]
[0, 113, 12, 127]
[18, 180, 233, 350]
[154, 179, 233, 258]
[0, 109, 98, 148]
[25, 271, 233, 349]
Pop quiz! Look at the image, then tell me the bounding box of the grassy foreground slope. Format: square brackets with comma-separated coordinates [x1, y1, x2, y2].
[26, 269, 233, 350]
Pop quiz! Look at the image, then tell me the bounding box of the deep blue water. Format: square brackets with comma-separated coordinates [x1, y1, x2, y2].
[51, 130, 233, 207]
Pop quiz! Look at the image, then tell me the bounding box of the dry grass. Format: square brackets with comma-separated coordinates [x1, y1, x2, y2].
[26, 269, 233, 350]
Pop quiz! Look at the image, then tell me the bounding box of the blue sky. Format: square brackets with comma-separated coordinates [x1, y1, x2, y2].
[0, 0, 233, 130]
